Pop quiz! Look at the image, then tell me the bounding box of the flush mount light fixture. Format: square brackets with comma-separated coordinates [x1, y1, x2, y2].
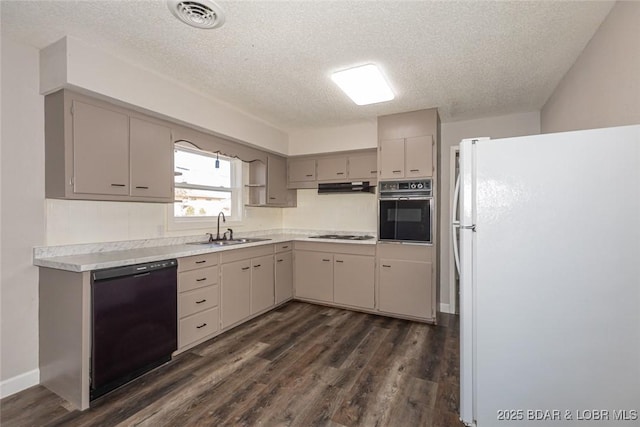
[331, 64, 394, 106]
[167, 0, 225, 29]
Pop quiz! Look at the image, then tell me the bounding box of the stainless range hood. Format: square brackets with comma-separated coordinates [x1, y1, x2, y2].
[317, 181, 375, 194]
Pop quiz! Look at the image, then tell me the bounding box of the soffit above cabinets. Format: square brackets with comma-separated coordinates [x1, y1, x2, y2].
[2, 1, 614, 130]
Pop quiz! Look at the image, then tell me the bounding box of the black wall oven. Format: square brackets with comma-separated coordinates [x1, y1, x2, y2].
[378, 179, 433, 244]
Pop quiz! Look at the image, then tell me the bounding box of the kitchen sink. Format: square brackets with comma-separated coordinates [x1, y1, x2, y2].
[187, 238, 271, 246]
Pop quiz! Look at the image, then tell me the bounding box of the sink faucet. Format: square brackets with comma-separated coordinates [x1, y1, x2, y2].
[216, 211, 226, 240]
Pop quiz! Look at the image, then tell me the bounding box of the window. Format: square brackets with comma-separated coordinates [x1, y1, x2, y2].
[172, 145, 243, 226]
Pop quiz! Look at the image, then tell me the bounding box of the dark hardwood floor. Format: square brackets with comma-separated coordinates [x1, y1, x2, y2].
[0, 302, 463, 427]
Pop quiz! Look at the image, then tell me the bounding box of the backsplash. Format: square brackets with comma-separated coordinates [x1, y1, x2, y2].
[45, 199, 283, 246]
[282, 189, 377, 232]
[45, 189, 377, 247]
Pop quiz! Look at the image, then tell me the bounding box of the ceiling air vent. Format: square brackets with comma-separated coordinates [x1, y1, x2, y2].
[167, 0, 225, 29]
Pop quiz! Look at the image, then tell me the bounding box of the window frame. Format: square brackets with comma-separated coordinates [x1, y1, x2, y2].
[167, 145, 244, 231]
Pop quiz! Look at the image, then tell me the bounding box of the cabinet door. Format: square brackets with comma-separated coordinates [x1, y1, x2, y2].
[221, 259, 251, 328]
[317, 157, 347, 181]
[405, 135, 433, 178]
[130, 117, 173, 199]
[72, 101, 129, 195]
[251, 255, 274, 314]
[267, 155, 287, 204]
[334, 254, 374, 309]
[379, 259, 432, 319]
[294, 251, 333, 302]
[348, 153, 377, 180]
[288, 158, 316, 182]
[275, 251, 293, 304]
[379, 138, 405, 179]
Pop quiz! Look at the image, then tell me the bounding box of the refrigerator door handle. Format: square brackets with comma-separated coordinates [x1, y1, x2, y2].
[452, 173, 462, 274]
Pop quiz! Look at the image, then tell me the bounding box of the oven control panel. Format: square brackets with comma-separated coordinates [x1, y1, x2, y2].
[379, 179, 432, 196]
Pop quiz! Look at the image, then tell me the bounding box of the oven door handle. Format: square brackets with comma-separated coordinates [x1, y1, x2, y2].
[379, 196, 432, 201]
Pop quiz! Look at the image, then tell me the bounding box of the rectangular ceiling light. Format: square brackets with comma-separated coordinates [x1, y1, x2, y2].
[331, 64, 394, 106]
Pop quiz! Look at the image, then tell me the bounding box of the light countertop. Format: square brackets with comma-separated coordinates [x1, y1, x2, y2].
[33, 233, 377, 272]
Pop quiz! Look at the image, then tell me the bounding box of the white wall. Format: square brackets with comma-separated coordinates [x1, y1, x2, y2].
[40, 36, 289, 155]
[288, 120, 377, 155]
[0, 38, 45, 395]
[45, 200, 283, 246]
[439, 112, 540, 311]
[282, 190, 377, 233]
[541, 1, 640, 133]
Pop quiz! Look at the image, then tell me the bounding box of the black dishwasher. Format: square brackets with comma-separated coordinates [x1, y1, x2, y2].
[91, 259, 177, 400]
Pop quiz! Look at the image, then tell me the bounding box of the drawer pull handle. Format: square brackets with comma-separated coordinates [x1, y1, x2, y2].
[370, 170, 377, 174]
[195, 260, 207, 264]
[196, 277, 207, 282]
[196, 323, 207, 329]
[282, 245, 289, 249]
[111, 183, 126, 187]
[242, 267, 250, 271]
[254, 264, 261, 268]
[336, 172, 344, 175]
[392, 170, 402, 174]
[269, 197, 276, 200]
[410, 169, 420, 172]
[135, 186, 149, 189]
[382, 264, 391, 268]
[277, 259, 283, 263]
[305, 174, 313, 177]
[322, 259, 331, 262]
[335, 260, 344, 263]
[195, 299, 207, 304]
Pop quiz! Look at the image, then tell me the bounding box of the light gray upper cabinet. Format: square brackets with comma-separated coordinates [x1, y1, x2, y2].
[317, 157, 347, 181]
[377, 109, 439, 180]
[266, 155, 296, 206]
[288, 158, 317, 188]
[347, 152, 378, 180]
[130, 118, 173, 199]
[246, 155, 296, 207]
[379, 135, 433, 179]
[378, 138, 406, 179]
[72, 100, 130, 196]
[45, 90, 174, 202]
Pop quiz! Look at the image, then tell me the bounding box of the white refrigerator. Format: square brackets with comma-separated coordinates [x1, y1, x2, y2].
[453, 125, 640, 426]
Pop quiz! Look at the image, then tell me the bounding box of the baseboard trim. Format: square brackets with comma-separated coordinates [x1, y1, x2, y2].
[0, 368, 40, 399]
[440, 303, 454, 314]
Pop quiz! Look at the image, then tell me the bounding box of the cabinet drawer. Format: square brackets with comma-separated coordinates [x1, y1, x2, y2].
[179, 285, 219, 318]
[178, 253, 219, 272]
[275, 242, 293, 253]
[178, 307, 219, 349]
[178, 266, 218, 292]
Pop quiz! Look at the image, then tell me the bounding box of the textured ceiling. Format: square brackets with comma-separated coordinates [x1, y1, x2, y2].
[2, 0, 614, 131]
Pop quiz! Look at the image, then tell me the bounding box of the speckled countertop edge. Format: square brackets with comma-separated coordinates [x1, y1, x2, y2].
[33, 230, 377, 272]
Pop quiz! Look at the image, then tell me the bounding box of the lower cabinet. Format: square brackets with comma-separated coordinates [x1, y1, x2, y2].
[275, 251, 293, 304]
[377, 243, 435, 322]
[177, 253, 221, 351]
[220, 245, 276, 329]
[251, 254, 275, 314]
[334, 254, 375, 309]
[221, 259, 252, 327]
[294, 250, 334, 302]
[294, 242, 375, 310]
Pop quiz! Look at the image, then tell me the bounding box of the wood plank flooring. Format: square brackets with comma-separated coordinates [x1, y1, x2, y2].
[0, 302, 463, 427]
